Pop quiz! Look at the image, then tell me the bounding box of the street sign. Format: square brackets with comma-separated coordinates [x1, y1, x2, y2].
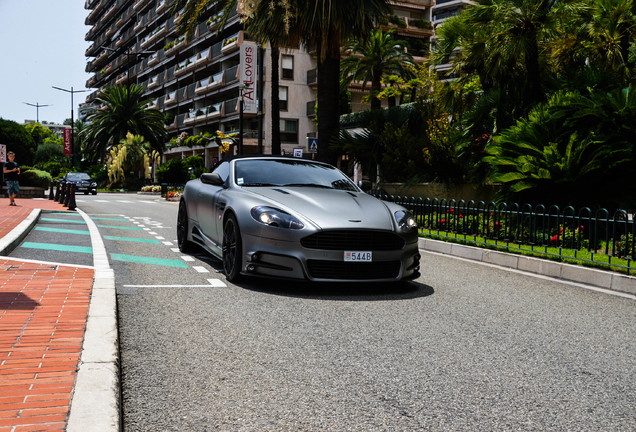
[63, 129, 72, 156]
[306, 137, 318, 153]
[293, 148, 303, 158]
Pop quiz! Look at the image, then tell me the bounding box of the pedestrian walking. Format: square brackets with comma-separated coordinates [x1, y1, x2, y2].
[3, 151, 20, 206]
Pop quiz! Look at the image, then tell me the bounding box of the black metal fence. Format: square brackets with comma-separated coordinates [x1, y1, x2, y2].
[373, 194, 636, 274]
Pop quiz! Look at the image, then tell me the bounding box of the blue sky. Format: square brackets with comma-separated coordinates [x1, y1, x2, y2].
[0, 1, 91, 125]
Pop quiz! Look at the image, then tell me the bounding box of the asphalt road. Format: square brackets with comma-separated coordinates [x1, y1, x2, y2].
[12, 193, 636, 431]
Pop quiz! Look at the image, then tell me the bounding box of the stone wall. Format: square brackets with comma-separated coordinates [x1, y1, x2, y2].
[381, 183, 501, 203]
[0, 186, 47, 198]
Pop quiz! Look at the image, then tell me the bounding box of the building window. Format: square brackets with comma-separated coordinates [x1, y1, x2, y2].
[281, 55, 294, 80]
[280, 119, 298, 143]
[279, 86, 288, 111]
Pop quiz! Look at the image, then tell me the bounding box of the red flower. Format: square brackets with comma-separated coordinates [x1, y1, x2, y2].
[551, 234, 558, 245]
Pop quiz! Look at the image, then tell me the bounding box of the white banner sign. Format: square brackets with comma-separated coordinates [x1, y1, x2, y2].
[0, 144, 6, 163]
[240, 41, 258, 114]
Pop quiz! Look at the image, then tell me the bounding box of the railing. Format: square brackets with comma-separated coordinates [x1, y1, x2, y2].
[373, 194, 636, 275]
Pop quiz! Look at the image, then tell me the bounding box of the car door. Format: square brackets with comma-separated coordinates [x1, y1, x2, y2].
[197, 162, 229, 255]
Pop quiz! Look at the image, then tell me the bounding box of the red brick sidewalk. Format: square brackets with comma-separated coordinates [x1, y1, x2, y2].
[0, 199, 72, 240]
[0, 199, 92, 431]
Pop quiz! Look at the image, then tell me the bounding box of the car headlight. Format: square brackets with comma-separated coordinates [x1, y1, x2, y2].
[251, 206, 304, 229]
[91, 182, 97, 187]
[395, 210, 417, 231]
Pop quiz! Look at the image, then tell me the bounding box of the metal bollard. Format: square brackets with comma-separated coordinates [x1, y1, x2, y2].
[54, 181, 62, 202]
[49, 181, 55, 200]
[67, 183, 77, 210]
[63, 183, 70, 207]
[58, 181, 66, 204]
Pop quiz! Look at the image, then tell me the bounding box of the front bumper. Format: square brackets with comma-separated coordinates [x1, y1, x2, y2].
[240, 233, 420, 282]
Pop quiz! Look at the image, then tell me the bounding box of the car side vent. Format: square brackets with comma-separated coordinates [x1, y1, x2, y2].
[273, 189, 290, 194]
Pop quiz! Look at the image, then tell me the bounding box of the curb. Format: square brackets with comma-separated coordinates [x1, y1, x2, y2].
[67, 209, 120, 432]
[0, 208, 40, 255]
[419, 237, 636, 297]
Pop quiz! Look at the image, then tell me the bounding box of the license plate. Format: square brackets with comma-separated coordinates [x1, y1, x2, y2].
[344, 251, 372, 262]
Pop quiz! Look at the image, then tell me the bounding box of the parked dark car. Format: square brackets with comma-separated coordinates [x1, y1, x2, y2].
[64, 172, 97, 195]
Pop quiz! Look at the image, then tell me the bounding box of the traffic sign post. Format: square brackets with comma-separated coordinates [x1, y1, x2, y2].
[306, 137, 318, 153]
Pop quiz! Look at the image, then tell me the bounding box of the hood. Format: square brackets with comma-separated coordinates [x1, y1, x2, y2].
[247, 187, 396, 230]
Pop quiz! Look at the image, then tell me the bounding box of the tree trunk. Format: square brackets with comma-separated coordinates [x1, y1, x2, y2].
[270, 43, 281, 155]
[316, 30, 341, 165]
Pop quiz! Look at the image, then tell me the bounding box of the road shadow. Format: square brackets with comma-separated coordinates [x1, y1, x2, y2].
[190, 252, 434, 301]
[0, 292, 40, 310]
[239, 278, 434, 301]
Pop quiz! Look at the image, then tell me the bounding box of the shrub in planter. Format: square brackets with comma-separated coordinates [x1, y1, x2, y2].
[157, 158, 189, 184]
[20, 168, 53, 188]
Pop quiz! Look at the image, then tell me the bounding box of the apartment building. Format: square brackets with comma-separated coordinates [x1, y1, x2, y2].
[82, 0, 434, 166]
[431, 0, 474, 78]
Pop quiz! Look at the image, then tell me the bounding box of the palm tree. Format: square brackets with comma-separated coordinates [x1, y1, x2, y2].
[483, 89, 634, 207]
[341, 30, 414, 111]
[294, 0, 392, 164]
[84, 84, 167, 163]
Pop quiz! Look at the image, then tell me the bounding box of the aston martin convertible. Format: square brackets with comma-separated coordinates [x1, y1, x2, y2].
[177, 155, 421, 282]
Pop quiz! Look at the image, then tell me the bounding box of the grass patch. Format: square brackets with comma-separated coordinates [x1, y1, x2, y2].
[420, 229, 635, 275]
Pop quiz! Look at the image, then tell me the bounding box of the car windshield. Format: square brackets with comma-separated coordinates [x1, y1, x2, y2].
[67, 173, 91, 181]
[234, 159, 358, 191]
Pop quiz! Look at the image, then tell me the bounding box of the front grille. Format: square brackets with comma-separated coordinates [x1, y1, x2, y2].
[307, 260, 401, 280]
[301, 230, 404, 251]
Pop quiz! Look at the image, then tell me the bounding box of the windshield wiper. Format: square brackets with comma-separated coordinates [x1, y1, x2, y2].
[241, 182, 277, 187]
[282, 183, 333, 189]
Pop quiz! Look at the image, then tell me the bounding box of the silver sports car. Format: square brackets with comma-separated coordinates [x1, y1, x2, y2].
[177, 155, 421, 282]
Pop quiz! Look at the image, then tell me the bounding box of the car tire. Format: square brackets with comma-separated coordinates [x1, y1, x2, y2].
[84, 191, 89, 195]
[92, 191, 97, 195]
[177, 199, 195, 253]
[222, 213, 242, 282]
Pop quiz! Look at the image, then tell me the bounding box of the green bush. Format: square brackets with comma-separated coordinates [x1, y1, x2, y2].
[20, 168, 53, 188]
[157, 158, 189, 184]
[41, 161, 64, 178]
[183, 155, 205, 178]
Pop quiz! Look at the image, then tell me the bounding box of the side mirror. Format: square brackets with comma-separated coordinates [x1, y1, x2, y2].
[358, 179, 372, 193]
[200, 172, 225, 186]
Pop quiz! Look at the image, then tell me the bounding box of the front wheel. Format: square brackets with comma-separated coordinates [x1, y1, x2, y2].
[222, 214, 242, 282]
[177, 199, 195, 253]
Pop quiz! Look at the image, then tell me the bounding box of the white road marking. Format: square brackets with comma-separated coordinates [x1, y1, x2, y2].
[192, 266, 209, 273]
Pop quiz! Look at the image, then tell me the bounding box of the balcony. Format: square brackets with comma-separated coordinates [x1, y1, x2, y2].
[148, 52, 160, 66]
[174, 54, 198, 77]
[148, 75, 161, 89]
[221, 32, 241, 54]
[134, 0, 151, 10]
[390, 0, 434, 8]
[156, 0, 169, 14]
[165, 90, 178, 105]
[163, 36, 185, 56]
[116, 73, 128, 85]
[195, 71, 224, 95]
[141, 24, 167, 49]
[223, 65, 239, 85]
[147, 98, 159, 109]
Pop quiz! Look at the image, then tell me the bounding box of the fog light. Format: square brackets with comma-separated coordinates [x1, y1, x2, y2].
[247, 264, 256, 272]
[251, 252, 260, 262]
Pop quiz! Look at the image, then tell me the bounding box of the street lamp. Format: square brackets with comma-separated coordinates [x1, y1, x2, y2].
[23, 102, 51, 123]
[52, 86, 89, 165]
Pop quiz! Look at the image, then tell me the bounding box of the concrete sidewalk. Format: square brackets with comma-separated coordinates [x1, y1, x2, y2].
[0, 198, 119, 432]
